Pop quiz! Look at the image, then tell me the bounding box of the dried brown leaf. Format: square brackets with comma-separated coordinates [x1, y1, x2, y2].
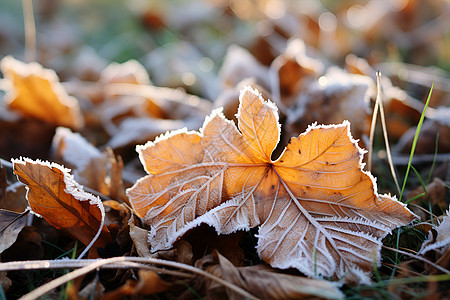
[13, 158, 112, 257]
[285, 67, 373, 142]
[419, 207, 450, 255]
[206, 252, 344, 300]
[102, 269, 170, 300]
[0, 56, 83, 129]
[52, 128, 128, 203]
[219, 45, 270, 90]
[408, 177, 447, 208]
[0, 209, 28, 254]
[1, 226, 43, 261]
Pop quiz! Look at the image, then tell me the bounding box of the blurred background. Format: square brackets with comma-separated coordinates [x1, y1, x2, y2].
[0, 0, 449, 171]
[0, 0, 448, 100]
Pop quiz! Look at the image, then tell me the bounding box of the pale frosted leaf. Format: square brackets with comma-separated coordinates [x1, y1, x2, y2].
[0, 56, 83, 129]
[419, 208, 450, 254]
[127, 86, 417, 283]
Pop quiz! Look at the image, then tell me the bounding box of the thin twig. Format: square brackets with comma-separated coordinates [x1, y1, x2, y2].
[22, 0, 36, 62]
[0, 159, 13, 169]
[383, 245, 449, 275]
[109, 261, 193, 278]
[376, 72, 401, 195]
[1, 257, 259, 300]
[367, 75, 380, 172]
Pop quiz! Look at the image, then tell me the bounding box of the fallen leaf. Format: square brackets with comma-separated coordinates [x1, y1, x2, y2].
[52, 127, 128, 203]
[271, 39, 323, 105]
[71, 46, 108, 82]
[393, 107, 450, 154]
[102, 269, 171, 300]
[99, 84, 211, 151]
[219, 45, 270, 90]
[284, 67, 374, 143]
[0, 209, 28, 254]
[127, 86, 416, 283]
[173, 240, 194, 265]
[77, 278, 105, 300]
[1, 181, 29, 213]
[129, 217, 154, 258]
[180, 224, 244, 266]
[52, 127, 104, 185]
[205, 252, 344, 300]
[0, 112, 56, 160]
[407, 177, 447, 208]
[98, 59, 167, 118]
[1, 226, 44, 261]
[13, 158, 112, 257]
[419, 207, 450, 255]
[100, 59, 152, 86]
[214, 78, 273, 125]
[0, 56, 83, 129]
[106, 117, 186, 150]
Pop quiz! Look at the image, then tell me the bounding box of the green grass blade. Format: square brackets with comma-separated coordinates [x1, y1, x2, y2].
[411, 165, 427, 196]
[399, 84, 434, 202]
[71, 241, 78, 259]
[404, 192, 426, 204]
[390, 228, 402, 279]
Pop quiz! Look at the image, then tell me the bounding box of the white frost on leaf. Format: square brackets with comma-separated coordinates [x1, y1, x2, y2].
[107, 117, 185, 149]
[127, 86, 416, 284]
[52, 127, 102, 171]
[12, 157, 106, 259]
[419, 207, 450, 255]
[0, 56, 84, 129]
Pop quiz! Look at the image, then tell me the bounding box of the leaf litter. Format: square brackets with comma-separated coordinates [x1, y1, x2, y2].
[0, 0, 449, 298]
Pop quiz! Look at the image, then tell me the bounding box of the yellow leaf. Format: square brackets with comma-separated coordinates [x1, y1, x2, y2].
[127, 86, 417, 283]
[13, 158, 111, 258]
[1, 56, 83, 129]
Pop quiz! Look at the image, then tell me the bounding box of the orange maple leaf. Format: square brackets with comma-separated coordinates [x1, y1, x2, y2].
[127, 86, 416, 283]
[0, 56, 83, 129]
[13, 158, 111, 258]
